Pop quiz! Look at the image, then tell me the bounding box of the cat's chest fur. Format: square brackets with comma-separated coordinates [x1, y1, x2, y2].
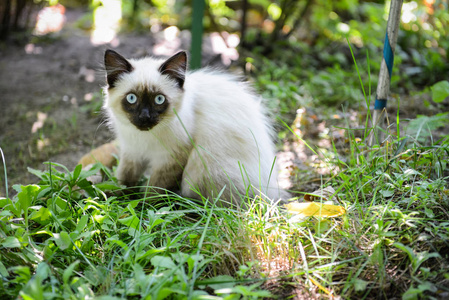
[115, 104, 194, 170]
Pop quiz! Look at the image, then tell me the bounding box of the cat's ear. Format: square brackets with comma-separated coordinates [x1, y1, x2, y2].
[158, 51, 187, 89]
[104, 49, 134, 88]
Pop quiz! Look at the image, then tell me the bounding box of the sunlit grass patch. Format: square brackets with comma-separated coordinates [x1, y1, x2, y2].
[1, 132, 448, 298]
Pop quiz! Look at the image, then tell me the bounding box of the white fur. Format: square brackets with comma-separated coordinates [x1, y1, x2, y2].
[103, 55, 281, 205]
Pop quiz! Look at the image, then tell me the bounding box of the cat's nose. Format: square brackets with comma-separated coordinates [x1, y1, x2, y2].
[139, 108, 151, 120]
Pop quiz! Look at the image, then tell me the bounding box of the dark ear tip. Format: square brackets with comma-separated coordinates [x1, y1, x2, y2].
[175, 51, 187, 60]
[104, 49, 116, 57]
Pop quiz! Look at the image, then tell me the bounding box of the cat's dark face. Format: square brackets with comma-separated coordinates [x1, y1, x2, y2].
[121, 88, 170, 131]
[104, 50, 187, 131]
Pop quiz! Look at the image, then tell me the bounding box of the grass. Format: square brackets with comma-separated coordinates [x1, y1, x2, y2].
[1, 42, 449, 299]
[1, 117, 448, 299]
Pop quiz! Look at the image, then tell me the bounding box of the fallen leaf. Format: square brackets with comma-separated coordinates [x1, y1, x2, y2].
[285, 202, 346, 218]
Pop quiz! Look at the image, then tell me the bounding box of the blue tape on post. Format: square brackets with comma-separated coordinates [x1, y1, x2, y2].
[383, 32, 394, 78]
[374, 99, 387, 110]
[376, 32, 394, 110]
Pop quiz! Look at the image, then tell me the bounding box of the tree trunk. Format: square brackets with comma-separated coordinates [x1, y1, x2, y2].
[13, 0, 27, 30]
[240, 0, 248, 45]
[284, 0, 313, 39]
[131, 0, 139, 25]
[267, 0, 294, 48]
[1, 0, 12, 39]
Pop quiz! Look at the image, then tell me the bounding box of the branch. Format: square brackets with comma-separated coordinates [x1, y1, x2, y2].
[284, 0, 314, 39]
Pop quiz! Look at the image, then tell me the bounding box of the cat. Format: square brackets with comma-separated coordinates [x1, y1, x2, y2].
[103, 49, 283, 206]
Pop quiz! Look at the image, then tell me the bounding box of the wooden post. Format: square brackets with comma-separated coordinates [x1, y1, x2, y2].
[190, 0, 205, 70]
[240, 0, 248, 45]
[369, 0, 403, 146]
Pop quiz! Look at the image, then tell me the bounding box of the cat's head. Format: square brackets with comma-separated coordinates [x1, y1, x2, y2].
[103, 50, 187, 131]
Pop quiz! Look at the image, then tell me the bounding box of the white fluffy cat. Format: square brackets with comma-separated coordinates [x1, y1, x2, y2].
[103, 49, 282, 206]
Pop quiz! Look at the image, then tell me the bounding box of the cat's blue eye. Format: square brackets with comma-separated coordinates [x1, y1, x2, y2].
[126, 93, 137, 104]
[155, 94, 165, 105]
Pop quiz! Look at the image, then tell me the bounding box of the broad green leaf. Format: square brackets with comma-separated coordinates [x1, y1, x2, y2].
[48, 196, 69, 212]
[75, 215, 89, 233]
[156, 288, 174, 300]
[94, 182, 121, 191]
[137, 234, 155, 250]
[151, 255, 176, 269]
[77, 178, 96, 197]
[198, 275, 235, 290]
[394, 243, 440, 273]
[417, 281, 437, 293]
[370, 244, 384, 266]
[0, 209, 13, 217]
[106, 236, 129, 251]
[2, 236, 21, 248]
[0, 261, 8, 277]
[0, 197, 12, 209]
[36, 186, 52, 199]
[95, 296, 122, 300]
[402, 286, 420, 300]
[27, 167, 47, 180]
[406, 113, 449, 140]
[353, 279, 368, 292]
[414, 251, 441, 273]
[118, 215, 140, 229]
[11, 265, 31, 280]
[137, 248, 165, 261]
[54, 231, 72, 250]
[42, 245, 54, 261]
[17, 184, 40, 213]
[393, 242, 415, 261]
[63, 260, 80, 284]
[80, 163, 103, 179]
[149, 218, 165, 231]
[127, 203, 137, 217]
[35, 262, 50, 281]
[44, 161, 71, 174]
[29, 206, 51, 223]
[424, 207, 434, 218]
[72, 164, 83, 182]
[431, 80, 449, 103]
[0, 198, 17, 217]
[380, 189, 394, 198]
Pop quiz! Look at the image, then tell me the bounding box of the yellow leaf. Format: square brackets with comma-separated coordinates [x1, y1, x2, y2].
[285, 202, 346, 218]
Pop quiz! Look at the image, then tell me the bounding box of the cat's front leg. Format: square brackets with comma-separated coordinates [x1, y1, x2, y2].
[116, 154, 148, 187]
[147, 162, 183, 193]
